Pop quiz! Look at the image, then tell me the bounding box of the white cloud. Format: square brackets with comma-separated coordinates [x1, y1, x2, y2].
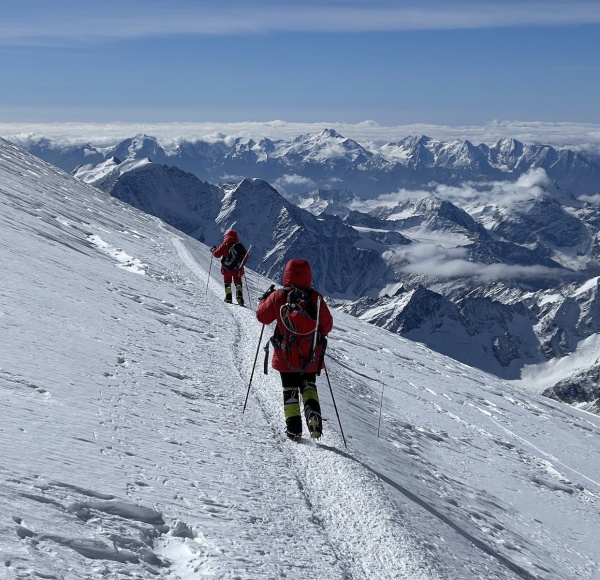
[348, 168, 554, 214]
[514, 167, 552, 189]
[579, 193, 600, 203]
[470, 168, 554, 209]
[272, 174, 317, 197]
[2, 1, 600, 44]
[275, 174, 317, 187]
[350, 188, 421, 212]
[399, 242, 559, 281]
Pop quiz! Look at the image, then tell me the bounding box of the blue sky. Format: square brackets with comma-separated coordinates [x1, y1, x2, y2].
[1, 0, 599, 126]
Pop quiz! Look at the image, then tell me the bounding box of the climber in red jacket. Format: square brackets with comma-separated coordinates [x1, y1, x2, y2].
[211, 230, 249, 305]
[256, 258, 333, 440]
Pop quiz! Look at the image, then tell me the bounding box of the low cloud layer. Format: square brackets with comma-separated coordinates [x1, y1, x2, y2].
[351, 168, 562, 215]
[398, 242, 559, 282]
[361, 168, 580, 281]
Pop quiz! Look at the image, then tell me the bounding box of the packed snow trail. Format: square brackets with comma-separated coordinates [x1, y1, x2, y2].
[174, 235, 544, 580]
[172, 235, 443, 580]
[177, 233, 600, 579]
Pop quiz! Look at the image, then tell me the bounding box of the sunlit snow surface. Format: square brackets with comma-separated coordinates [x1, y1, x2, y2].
[2, 137, 600, 579]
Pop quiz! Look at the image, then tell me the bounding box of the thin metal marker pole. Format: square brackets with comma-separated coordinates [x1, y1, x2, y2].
[377, 380, 386, 438]
[206, 254, 214, 294]
[238, 244, 253, 308]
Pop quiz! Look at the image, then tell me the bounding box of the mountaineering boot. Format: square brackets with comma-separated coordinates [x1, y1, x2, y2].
[224, 283, 232, 303]
[236, 283, 244, 306]
[283, 388, 302, 440]
[307, 411, 322, 439]
[302, 381, 322, 438]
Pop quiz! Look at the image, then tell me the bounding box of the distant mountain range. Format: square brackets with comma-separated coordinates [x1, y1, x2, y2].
[17, 130, 600, 413]
[21, 129, 600, 197]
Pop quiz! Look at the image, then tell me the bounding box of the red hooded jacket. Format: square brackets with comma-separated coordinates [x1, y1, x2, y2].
[212, 230, 248, 276]
[256, 259, 333, 373]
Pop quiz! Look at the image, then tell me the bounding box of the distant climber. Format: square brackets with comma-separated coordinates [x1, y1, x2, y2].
[211, 230, 249, 306]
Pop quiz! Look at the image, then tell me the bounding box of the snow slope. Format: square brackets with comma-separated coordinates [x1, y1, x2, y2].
[2, 137, 600, 579]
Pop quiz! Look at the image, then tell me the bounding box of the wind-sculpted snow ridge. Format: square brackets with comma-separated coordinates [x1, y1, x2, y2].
[2, 137, 600, 579]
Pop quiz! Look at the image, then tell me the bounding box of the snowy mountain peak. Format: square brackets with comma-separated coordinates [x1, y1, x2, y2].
[110, 133, 163, 162]
[72, 156, 121, 184]
[285, 129, 370, 163]
[231, 176, 276, 195]
[397, 134, 435, 148]
[73, 157, 152, 187]
[495, 136, 524, 155]
[319, 127, 344, 139]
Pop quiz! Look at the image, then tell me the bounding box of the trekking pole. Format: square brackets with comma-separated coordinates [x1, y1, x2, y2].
[377, 380, 385, 438]
[243, 323, 265, 413]
[312, 296, 322, 353]
[206, 252, 214, 295]
[323, 363, 348, 448]
[241, 243, 252, 264]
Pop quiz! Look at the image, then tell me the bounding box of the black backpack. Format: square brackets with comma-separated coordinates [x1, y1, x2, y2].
[221, 242, 245, 271]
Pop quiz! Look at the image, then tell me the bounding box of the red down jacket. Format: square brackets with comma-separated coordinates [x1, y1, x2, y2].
[256, 259, 333, 373]
[212, 230, 248, 277]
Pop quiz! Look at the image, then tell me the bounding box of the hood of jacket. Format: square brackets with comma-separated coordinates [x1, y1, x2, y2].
[282, 258, 312, 288]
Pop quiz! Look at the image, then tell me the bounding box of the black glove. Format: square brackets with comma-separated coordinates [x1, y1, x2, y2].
[210, 245, 216, 252]
[259, 284, 276, 302]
